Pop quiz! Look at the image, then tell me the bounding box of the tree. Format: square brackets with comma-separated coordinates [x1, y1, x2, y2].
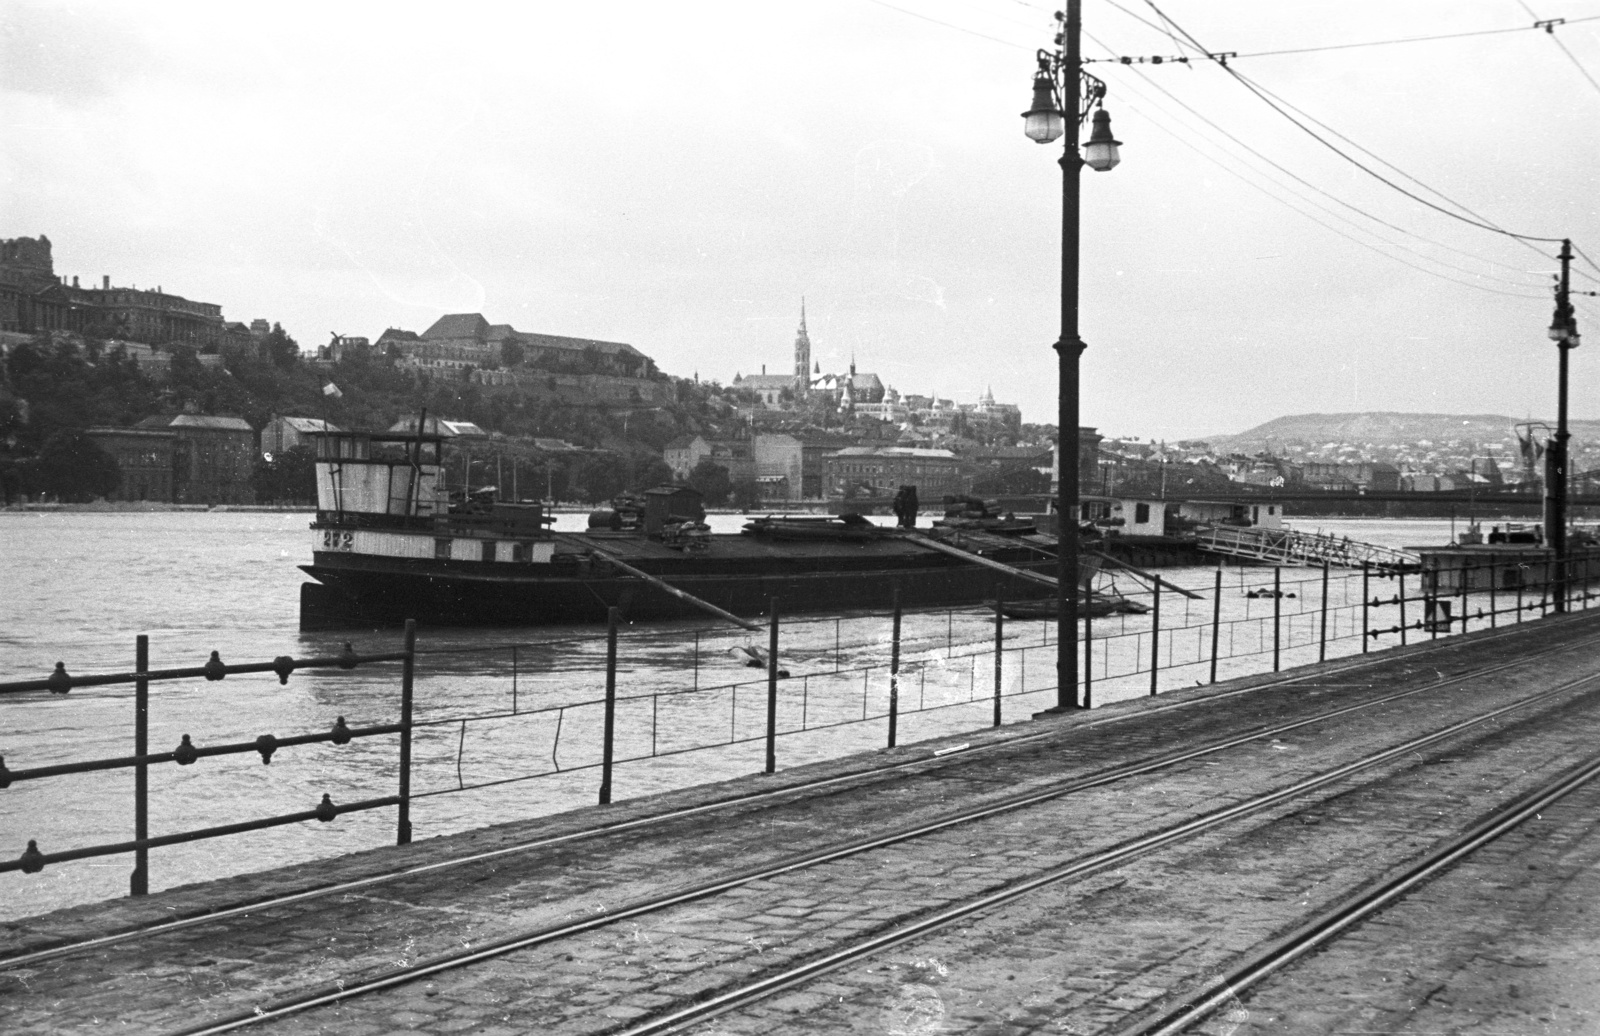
[730, 477, 762, 511]
[251, 445, 319, 505]
[687, 459, 732, 505]
[29, 432, 120, 502]
[263, 323, 301, 369]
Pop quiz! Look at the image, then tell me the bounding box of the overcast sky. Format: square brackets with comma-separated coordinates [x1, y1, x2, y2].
[4, 1, 1598, 440]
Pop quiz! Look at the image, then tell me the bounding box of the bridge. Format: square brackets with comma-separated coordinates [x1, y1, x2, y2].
[1194, 524, 1420, 568]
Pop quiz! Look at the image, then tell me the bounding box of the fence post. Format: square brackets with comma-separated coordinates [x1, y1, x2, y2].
[1083, 586, 1093, 709]
[600, 608, 617, 804]
[993, 595, 1004, 726]
[1149, 581, 1161, 696]
[398, 619, 415, 844]
[887, 586, 901, 749]
[1273, 567, 1281, 672]
[1318, 561, 1330, 662]
[766, 598, 780, 773]
[1517, 573, 1524, 625]
[1460, 558, 1470, 634]
[1361, 562, 1370, 654]
[1490, 562, 1498, 628]
[693, 632, 699, 692]
[1209, 567, 1222, 683]
[511, 645, 518, 713]
[132, 634, 149, 897]
[1399, 568, 1409, 646]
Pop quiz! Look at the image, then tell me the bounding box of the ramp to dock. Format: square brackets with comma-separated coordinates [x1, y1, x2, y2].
[1196, 524, 1419, 568]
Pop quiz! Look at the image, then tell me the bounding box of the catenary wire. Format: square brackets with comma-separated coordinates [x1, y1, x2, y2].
[1081, 28, 1547, 295]
[1143, 1, 1568, 245]
[1085, 44, 1547, 299]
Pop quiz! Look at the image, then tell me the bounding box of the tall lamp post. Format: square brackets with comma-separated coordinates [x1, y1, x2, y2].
[1546, 238, 1579, 613]
[1022, 0, 1121, 709]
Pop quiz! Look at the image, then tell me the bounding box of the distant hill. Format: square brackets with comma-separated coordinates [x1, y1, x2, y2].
[1202, 412, 1579, 452]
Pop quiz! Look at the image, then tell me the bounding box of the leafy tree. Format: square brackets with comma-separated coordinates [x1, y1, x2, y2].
[29, 432, 120, 502]
[687, 459, 732, 506]
[251, 445, 319, 505]
[263, 323, 301, 369]
[730, 477, 762, 511]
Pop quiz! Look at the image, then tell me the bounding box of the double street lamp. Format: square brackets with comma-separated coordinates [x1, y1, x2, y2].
[1021, 0, 1121, 709]
[1546, 239, 1579, 612]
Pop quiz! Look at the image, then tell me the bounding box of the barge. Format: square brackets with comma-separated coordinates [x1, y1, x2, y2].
[298, 429, 1074, 630]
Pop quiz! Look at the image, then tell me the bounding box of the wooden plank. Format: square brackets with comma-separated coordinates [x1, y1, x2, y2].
[900, 532, 1060, 589]
[1088, 550, 1203, 599]
[584, 544, 763, 631]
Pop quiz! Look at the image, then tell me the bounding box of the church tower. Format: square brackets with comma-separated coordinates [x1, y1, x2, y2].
[794, 298, 811, 396]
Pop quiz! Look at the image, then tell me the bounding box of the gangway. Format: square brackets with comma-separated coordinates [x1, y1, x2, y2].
[1194, 524, 1419, 569]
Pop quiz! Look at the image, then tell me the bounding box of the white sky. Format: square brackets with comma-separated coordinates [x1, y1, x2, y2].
[4, 0, 1598, 440]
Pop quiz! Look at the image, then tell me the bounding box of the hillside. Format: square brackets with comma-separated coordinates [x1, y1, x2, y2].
[1203, 412, 1600, 453]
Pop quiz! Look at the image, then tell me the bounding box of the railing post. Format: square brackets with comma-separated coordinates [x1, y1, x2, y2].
[693, 631, 699, 691]
[1460, 558, 1470, 634]
[1318, 561, 1329, 662]
[887, 586, 901, 749]
[1209, 567, 1222, 683]
[1083, 586, 1093, 709]
[1149, 581, 1161, 696]
[1361, 562, 1370, 654]
[599, 608, 617, 804]
[1273, 567, 1281, 672]
[765, 597, 780, 774]
[993, 594, 1004, 726]
[1398, 568, 1409, 646]
[398, 618, 415, 844]
[132, 634, 148, 897]
[1517, 572, 1524, 624]
[1490, 561, 1498, 628]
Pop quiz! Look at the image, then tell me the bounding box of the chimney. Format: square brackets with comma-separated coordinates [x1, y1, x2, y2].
[103, 275, 110, 290]
[72, 275, 79, 288]
[762, 364, 766, 375]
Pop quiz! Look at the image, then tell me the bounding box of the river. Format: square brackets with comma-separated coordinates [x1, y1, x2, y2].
[0, 510, 1480, 920]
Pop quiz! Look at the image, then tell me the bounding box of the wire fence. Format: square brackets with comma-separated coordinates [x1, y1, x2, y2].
[6, 551, 1600, 899]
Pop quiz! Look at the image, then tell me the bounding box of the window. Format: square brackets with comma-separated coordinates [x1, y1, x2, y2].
[435, 538, 452, 559]
[1134, 503, 1150, 524]
[482, 540, 496, 562]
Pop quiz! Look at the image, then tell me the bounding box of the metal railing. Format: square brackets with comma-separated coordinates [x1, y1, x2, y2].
[0, 626, 415, 894]
[7, 554, 1600, 900]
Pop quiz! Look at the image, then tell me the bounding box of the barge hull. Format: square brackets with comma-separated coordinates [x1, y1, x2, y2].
[299, 553, 1058, 630]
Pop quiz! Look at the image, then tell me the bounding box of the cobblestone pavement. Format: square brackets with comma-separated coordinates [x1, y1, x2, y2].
[1185, 749, 1600, 1036]
[4, 612, 1600, 1034]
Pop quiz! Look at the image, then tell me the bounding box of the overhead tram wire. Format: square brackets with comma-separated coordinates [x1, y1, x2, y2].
[1078, 28, 1548, 295]
[1094, 1, 1600, 62]
[1142, 0, 1567, 245]
[1516, 0, 1600, 100]
[1081, 32, 1547, 300]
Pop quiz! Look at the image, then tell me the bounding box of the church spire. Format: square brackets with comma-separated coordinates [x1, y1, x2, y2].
[793, 296, 812, 394]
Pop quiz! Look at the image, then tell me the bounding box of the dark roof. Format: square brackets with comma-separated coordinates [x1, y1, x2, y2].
[377, 327, 420, 341]
[517, 331, 643, 359]
[170, 414, 254, 432]
[421, 314, 492, 341]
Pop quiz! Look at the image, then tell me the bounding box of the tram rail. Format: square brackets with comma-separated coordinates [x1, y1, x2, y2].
[3, 614, 1587, 977]
[141, 635, 1600, 1035]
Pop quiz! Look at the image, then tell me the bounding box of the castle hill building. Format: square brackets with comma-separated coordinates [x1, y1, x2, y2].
[0, 235, 254, 352]
[388, 313, 654, 380]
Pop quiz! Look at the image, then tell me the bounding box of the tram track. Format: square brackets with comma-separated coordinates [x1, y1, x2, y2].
[150, 643, 1600, 1035]
[1112, 747, 1600, 1036]
[4, 613, 1586, 976]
